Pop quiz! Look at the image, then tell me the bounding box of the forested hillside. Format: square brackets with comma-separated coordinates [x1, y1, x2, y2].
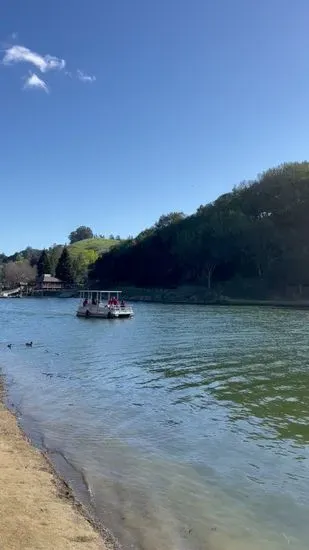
[3, 162, 309, 299]
[90, 162, 309, 299]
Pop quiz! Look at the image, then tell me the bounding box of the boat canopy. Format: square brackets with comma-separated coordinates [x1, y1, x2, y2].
[79, 290, 122, 301]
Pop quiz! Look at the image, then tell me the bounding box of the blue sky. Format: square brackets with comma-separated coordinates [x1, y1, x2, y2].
[1, 0, 309, 253]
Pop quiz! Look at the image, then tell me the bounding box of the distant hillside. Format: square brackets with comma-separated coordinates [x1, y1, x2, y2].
[68, 238, 119, 258]
[0, 235, 122, 289]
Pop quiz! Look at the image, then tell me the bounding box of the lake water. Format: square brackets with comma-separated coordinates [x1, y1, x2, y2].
[1, 298, 309, 549]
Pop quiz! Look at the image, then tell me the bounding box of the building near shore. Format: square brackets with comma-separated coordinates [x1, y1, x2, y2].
[35, 274, 65, 291]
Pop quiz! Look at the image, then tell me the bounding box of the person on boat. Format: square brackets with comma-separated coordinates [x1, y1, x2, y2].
[83, 298, 88, 307]
[92, 296, 97, 305]
[121, 299, 125, 308]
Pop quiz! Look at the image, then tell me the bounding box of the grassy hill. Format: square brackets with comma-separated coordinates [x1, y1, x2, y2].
[67, 238, 121, 284]
[68, 238, 119, 258]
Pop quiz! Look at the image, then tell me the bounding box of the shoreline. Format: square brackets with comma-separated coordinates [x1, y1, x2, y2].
[9, 286, 309, 308]
[0, 376, 119, 550]
[126, 293, 309, 309]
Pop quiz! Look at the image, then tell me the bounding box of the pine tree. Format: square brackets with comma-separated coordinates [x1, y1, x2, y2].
[48, 245, 64, 276]
[56, 247, 74, 284]
[37, 250, 51, 277]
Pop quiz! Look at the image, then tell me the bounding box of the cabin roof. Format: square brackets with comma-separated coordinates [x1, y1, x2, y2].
[40, 274, 63, 283]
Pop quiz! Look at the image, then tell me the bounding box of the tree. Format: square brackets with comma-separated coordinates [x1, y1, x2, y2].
[22, 247, 41, 267]
[155, 212, 186, 229]
[71, 250, 99, 286]
[37, 250, 51, 277]
[3, 261, 36, 288]
[48, 245, 64, 276]
[69, 226, 94, 244]
[136, 228, 155, 241]
[56, 247, 74, 284]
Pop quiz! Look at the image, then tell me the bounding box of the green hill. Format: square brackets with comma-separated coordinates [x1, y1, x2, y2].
[67, 238, 120, 285]
[68, 238, 118, 258]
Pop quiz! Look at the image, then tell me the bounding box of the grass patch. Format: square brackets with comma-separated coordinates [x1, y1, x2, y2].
[68, 238, 119, 258]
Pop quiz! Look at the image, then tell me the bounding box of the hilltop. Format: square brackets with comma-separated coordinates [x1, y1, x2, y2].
[68, 237, 118, 258]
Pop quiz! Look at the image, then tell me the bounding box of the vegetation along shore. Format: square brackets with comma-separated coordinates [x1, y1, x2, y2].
[2, 162, 309, 303]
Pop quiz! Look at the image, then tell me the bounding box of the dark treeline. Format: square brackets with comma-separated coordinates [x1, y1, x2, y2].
[90, 162, 309, 298]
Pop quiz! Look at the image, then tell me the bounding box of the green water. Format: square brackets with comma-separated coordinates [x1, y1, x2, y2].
[1, 299, 309, 549]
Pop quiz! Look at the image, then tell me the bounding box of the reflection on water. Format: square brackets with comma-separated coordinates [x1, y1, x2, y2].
[1, 299, 309, 549]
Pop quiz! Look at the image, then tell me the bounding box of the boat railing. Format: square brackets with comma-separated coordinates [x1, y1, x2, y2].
[80, 300, 132, 310]
[108, 303, 133, 311]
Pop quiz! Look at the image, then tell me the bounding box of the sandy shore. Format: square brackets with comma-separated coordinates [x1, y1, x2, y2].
[0, 388, 113, 550]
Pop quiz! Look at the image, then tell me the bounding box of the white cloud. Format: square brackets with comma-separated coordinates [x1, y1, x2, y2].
[23, 72, 49, 93]
[77, 69, 96, 83]
[11, 32, 18, 40]
[2, 42, 95, 94]
[2, 45, 65, 73]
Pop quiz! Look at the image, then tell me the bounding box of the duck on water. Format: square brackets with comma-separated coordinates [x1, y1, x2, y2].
[7, 342, 33, 349]
[76, 290, 134, 319]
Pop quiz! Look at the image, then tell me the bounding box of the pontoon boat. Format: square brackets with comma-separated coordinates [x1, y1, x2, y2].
[76, 290, 134, 319]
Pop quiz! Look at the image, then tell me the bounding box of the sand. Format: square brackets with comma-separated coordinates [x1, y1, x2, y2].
[0, 396, 111, 550]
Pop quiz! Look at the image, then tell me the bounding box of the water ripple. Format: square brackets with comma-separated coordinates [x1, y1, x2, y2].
[1, 299, 309, 549]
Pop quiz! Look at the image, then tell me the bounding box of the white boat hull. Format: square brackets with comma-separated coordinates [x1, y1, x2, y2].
[76, 304, 133, 319]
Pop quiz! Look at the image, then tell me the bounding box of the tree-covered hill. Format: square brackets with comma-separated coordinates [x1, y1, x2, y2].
[90, 162, 309, 299]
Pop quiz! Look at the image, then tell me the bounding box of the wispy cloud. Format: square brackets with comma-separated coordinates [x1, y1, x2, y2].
[2, 40, 95, 94]
[23, 72, 49, 93]
[77, 69, 96, 83]
[2, 45, 65, 73]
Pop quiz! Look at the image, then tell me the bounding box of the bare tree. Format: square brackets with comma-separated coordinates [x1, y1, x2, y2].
[3, 261, 37, 289]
